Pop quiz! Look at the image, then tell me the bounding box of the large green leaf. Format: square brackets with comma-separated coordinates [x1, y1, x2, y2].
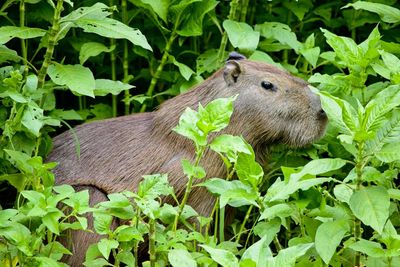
[0, 26, 46, 44]
[318, 91, 357, 135]
[255, 22, 302, 52]
[176, 0, 218, 37]
[223, 20, 260, 51]
[168, 249, 196, 267]
[348, 239, 386, 257]
[315, 220, 350, 264]
[274, 243, 314, 267]
[0, 45, 20, 63]
[79, 42, 115, 65]
[363, 85, 400, 133]
[94, 79, 134, 96]
[349, 186, 390, 234]
[344, 1, 400, 23]
[21, 101, 44, 137]
[200, 245, 239, 267]
[241, 236, 273, 266]
[375, 142, 400, 162]
[97, 238, 119, 260]
[75, 18, 151, 51]
[137, 174, 172, 200]
[129, 0, 169, 23]
[366, 109, 400, 155]
[47, 63, 95, 97]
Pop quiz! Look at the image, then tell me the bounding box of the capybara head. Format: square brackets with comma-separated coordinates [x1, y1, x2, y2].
[221, 54, 327, 148]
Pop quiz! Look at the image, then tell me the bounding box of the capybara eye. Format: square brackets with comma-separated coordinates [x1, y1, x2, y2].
[261, 81, 276, 91]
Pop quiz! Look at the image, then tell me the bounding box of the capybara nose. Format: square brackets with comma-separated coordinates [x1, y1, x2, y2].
[318, 109, 327, 120]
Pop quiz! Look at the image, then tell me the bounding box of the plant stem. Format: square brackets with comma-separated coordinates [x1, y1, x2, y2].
[219, 206, 225, 241]
[235, 205, 253, 244]
[149, 218, 156, 267]
[354, 141, 365, 267]
[217, 0, 240, 63]
[110, 0, 117, 117]
[140, 32, 177, 112]
[173, 147, 205, 232]
[20, 0, 28, 78]
[239, 0, 249, 22]
[122, 0, 130, 115]
[38, 0, 64, 107]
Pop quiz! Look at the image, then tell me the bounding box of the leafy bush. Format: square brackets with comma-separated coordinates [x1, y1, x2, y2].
[1, 0, 400, 266]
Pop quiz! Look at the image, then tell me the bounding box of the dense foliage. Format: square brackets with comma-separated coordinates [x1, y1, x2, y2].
[1, 0, 400, 266]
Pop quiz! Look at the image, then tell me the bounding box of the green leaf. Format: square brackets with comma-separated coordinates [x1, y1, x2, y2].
[51, 109, 83, 120]
[291, 158, 347, 180]
[79, 42, 115, 65]
[4, 149, 33, 173]
[137, 174, 172, 199]
[0, 26, 46, 44]
[363, 85, 400, 134]
[349, 186, 390, 234]
[202, 179, 258, 208]
[175, 0, 218, 37]
[21, 101, 44, 137]
[223, 20, 260, 51]
[259, 203, 294, 221]
[94, 79, 134, 96]
[0, 45, 20, 63]
[210, 134, 251, 157]
[344, 1, 400, 23]
[115, 225, 143, 242]
[97, 238, 119, 260]
[196, 49, 224, 74]
[321, 28, 359, 67]
[200, 245, 239, 267]
[0, 173, 26, 192]
[318, 90, 358, 135]
[169, 55, 195, 80]
[173, 107, 206, 147]
[47, 63, 95, 97]
[266, 177, 333, 202]
[366, 109, 400, 155]
[197, 95, 237, 134]
[274, 243, 314, 266]
[181, 159, 206, 179]
[43, 211, 63, 235]
[75, 17, 152, 51]
[333, 184, 353, 204]
[348, 239, 386, 257]
[129, 0, 169, 23]
[315, 220, 350, 264]
[235, 152, 263, 188]
[255, 22, 302, 52]
[168, 249, 197, 267]
[241, 236, 273, 266]
[375, 142, 400, 162]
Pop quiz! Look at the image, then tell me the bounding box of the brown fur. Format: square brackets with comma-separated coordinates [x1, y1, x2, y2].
[48, 58, 327, 265]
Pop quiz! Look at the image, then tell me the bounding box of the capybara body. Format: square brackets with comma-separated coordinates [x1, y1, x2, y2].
[48, 54, 327, 265]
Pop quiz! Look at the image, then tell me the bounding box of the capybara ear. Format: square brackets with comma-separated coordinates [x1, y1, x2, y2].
[224, 60, 242, 85]
[227, 51, 246, 61]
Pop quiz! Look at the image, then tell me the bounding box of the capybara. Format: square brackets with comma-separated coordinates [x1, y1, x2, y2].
[48, 52, 327, 265]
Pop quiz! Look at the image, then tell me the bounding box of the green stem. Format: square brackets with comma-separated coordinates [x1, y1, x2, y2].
[219, 206, 225, 242]
[122, 0, 130, 115]
[20, 0, 28, 78]
[354, 141, 365, 267]
[217, 0, 240, 63]
[149, 219, 156, 267]
[235, 205, 253, 244]
[239, 0, 249, 22]
[38, 0, 64, 107]
[173, 147, 205, 232]
[140, 32, 177, 112]
[110, 0, 117, 117]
